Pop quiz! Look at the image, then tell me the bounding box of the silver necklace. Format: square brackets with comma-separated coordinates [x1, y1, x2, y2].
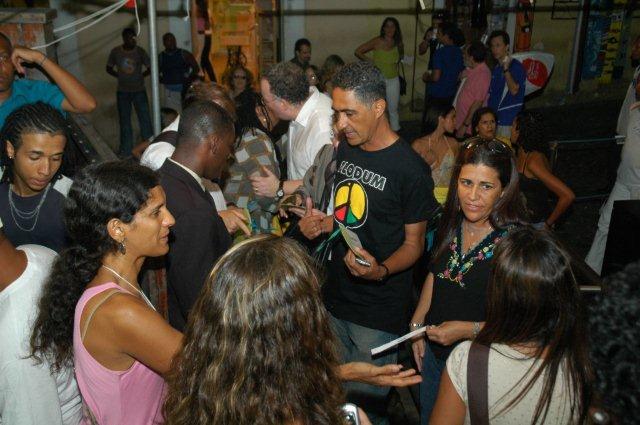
[101, 265, 156, 311]
[7, 183, 52, 232]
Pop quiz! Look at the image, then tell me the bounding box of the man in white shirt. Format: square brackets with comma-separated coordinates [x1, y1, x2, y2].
[261, 62, 333, 181]
[586, 66, 640, 274]
[0, 224, 83, 424]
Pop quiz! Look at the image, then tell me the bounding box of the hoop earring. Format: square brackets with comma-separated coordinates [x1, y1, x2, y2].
[118, 239, 127, 255]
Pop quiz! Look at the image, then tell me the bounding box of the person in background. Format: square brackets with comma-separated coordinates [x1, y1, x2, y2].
[589, 260, 640, 424]
[106, 27, 153, 158]
[0, 225, 83, 424]
[455, 41, 491, 138]
[224, 92, 281, 234]
[319, 54, 345, 96]
[290, 38, 312, 69]
[486, 30, 526, 138]
[260, 61, 332, 181]
[422, 23, 464, 129]
[29, 161, 182, 425]
[225, 64, 254, 104]
[193, 0, 216, 82]
[410, 138, 527, 424]
[0, 32, 96, 128]
[430, 227, 592, 424]
[0, 102, 72, 252]
[412, 103, 459, 204]
[511, 111, 574, 228]
[301, 61, 437, 424]
[306, 64, 320, 88]
[418, 10, 449, 71]
[163, 236, 369, 425]
[586, 66, 640, 275]
[355, 17, 404, 131]
[471, 107, 503, 144]
[159, 101, 248, 331]
[158, 32, 199, 113]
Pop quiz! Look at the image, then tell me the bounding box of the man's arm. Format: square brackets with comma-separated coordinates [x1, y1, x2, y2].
[344, 221, 427, 281]
[11, 46, 96, 113]
[502, 58, 522, 96]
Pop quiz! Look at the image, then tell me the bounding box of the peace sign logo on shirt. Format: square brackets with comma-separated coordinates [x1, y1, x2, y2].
[333, 179, 368, 229]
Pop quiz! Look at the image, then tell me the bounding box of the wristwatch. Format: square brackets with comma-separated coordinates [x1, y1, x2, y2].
[275, 180, 285, 200]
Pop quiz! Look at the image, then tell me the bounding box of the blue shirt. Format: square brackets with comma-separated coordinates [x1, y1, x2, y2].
[487, 59, 526, 126]
[0, 79, 65, 128]
[428, 45, 464, 99]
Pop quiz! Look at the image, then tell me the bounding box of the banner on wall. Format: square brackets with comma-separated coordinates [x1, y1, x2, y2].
[513, 51, 555, 95]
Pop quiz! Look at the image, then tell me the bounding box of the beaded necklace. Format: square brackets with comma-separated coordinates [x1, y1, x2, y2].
[437, 224, 508, 287]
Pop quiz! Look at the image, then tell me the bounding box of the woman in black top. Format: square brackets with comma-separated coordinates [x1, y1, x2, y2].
[511, 111, 575, 228]
[410, 138, 527, 424]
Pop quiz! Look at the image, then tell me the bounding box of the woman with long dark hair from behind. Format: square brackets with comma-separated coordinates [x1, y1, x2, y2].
[163, 236, 354, 424]
[412, 103, 460, 204]
[410, 138, 527, 424]
[430, 227, 592, 423]
[223, 92, 282, 234]
[30, 161, 181, 424]
[511, 111, 575, 228]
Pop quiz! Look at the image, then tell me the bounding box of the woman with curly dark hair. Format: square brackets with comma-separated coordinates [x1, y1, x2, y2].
[430, 227, 592, 424]
[30, 161, 181, 424]
[511, 111, 575, 228]
[163, 236, 350, 425]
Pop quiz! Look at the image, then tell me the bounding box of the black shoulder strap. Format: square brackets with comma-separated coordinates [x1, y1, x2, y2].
[150, 130, 178, 147]
[467, 341, 490, 425]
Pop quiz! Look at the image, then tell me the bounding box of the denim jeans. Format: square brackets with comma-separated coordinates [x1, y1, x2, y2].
[117, 90, 153, 156]
[419, 342, 446, 425]
[329, 314, 399, 425]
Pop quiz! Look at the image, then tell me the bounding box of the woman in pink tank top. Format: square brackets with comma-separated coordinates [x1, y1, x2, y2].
[30, 162, 182, 425]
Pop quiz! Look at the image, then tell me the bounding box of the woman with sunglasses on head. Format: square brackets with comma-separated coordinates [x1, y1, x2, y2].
[410, 138, 527, 424]
[430, 227, 592, 424]
[511, 111, 575, 229]
[30, 161, 182, 425]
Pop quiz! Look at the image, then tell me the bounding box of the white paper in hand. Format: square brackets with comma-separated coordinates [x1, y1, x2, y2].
[371, 327, 427, 356]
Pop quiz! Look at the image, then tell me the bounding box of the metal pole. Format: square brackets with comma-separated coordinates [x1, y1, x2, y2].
[147, 0, 161, 134]
[567, 0, 589, 94]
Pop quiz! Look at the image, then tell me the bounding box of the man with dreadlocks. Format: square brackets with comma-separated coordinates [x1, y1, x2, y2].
[0, 102, 72, 252]
[0, 32, 96, 128]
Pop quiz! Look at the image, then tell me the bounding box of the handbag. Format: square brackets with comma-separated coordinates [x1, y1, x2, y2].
[467, 341, 490, 425]
[398, 62, 407, 96]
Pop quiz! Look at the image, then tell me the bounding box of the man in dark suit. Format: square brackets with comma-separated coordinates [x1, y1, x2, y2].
[159, 100, 239, 331]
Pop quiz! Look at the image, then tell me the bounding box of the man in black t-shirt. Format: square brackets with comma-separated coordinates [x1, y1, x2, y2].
[299, 61, 437, 424]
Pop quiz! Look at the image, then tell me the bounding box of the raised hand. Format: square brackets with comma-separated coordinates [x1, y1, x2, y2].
[250, 166, 279, 197]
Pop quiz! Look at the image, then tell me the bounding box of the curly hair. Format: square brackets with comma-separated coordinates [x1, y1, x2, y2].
[433, 137, 528, 262]
[478, 227, 592, 423]
[263, 62, 309, 105]
[183, 81, 237, 122]
[332, 61, 386, 106]
[0, 102, 68, 184]
[29, 161, 159, 372]
[589, 260, 640, 422]
[514, 111, 549, 157]
[163, 236, 346, 425]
